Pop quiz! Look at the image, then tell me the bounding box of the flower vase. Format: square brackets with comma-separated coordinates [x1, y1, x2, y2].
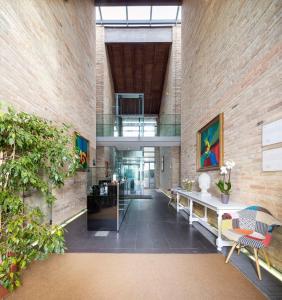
[221, 194, 230, 204]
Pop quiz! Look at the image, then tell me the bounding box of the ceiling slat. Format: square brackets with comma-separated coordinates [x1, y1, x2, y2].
[106, 42, 171, 114]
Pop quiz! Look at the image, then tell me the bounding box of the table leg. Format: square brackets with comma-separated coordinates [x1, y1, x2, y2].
[176, 193, 180, 212]
[204, 206, 208, 222]
[189, 198, 193, 225]
[216, 212, 223, 251]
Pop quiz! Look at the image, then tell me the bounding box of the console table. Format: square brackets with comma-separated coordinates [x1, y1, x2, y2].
[173, 189, 247, 251]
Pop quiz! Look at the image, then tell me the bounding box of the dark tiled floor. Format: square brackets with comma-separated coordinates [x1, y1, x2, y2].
[65, 190, 216, 253]
[64, 190, 282, 299]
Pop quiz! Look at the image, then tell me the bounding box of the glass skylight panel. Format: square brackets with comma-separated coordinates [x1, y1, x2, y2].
[128, 6, 151, 21]
[96, 5, 181, 25]
[152, 6, 178, 20]
[100, 6, 126, 21]
[96, 7, 101, 21]
[177, 7, 182, 21]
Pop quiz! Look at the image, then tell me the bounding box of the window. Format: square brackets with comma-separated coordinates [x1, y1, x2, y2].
[100, 6, 126, 21]
[96, 7, 101, 21]
[96, 5, 181, 26]
[152, 6, 178, 20]
[128, 6, 151, 21]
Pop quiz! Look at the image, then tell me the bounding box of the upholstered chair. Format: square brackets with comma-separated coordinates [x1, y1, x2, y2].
[223, 206, 281, 280]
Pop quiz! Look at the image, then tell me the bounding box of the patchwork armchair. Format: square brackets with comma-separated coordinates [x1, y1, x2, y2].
[223, 206, 281, 280]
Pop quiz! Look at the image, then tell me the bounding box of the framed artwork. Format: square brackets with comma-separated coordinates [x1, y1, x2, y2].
[75, 132, 89, 171]
[197, 113, 224, 171]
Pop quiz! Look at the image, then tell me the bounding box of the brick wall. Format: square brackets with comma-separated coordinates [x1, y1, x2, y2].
[160, 25, 182, 115]
[95, 26, 115, 179]
[96, 26, 115, 115]
[0, 0, 96, 224]
[157, 25, 181, 191]
[182, 0, 282, 271]
[158, 146, 181, 191]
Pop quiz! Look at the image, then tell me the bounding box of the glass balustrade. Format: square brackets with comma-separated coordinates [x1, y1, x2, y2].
[96, 114, 180, 137]
[86, 167, 131, 231]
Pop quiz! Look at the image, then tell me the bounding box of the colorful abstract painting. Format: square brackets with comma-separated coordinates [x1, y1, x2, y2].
[75, 133, 89, 170]
[197, 114, 223, 171]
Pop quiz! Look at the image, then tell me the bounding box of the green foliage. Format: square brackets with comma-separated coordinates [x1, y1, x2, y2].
[0, 106, 79, 204]
[216, 179, 231, 195]
[0, 254, 21, 291]
[0, 104, 79, 292]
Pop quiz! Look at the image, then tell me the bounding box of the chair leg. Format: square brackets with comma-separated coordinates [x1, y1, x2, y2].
[225, 242, 237, 263]
[254, 248, 262, 280]
[262, 248, 271, 268]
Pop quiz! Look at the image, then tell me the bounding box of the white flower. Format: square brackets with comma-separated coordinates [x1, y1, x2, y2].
[182, 178, 195, 184]
[225, 160, 235, 170]
[220, 166, 228, 175]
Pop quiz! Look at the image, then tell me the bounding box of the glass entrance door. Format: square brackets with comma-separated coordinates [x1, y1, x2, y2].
[144, 162, 155, 189]
[121, 163, 143, 194]
[143, 147, 155, 189]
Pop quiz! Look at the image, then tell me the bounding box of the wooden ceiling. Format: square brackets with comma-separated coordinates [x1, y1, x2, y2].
[96, 1, 182, 5]
[107, 43, 171, 114]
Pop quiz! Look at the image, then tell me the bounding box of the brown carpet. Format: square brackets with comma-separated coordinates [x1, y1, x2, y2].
[7, 253, 265, 300]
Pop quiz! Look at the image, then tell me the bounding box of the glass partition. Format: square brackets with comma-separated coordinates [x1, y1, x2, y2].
[96, 114, 180, 137]
[86, 167, 130, 231]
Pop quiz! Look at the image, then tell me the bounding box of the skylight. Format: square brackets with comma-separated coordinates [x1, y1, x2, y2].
[96, 7, 101, 21]
[96, 5, 181, 26]
[152, 6, 178, 20]
[177, 7, 182, 21]
[128, 6, 151, 21]
[100, 6, 126, 21]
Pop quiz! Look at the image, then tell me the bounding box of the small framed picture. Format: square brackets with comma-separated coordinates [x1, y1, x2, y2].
[74, 132, 89, 171]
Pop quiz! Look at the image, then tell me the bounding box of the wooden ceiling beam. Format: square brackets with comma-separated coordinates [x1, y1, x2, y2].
[106, 42, 171, 114]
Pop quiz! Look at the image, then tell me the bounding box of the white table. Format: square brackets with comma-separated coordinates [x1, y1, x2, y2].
[173, 189, 247, 251]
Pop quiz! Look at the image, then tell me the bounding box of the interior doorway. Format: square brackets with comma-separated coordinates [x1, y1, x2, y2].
[144, 162, 155, 189]
[143, 147, 155, 189]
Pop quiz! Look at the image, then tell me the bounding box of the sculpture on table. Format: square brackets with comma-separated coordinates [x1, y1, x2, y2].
[198, 173, 211, 197]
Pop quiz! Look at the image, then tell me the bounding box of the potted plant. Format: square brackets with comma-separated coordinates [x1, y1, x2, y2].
[182, 178, 195, 192]
[0, 104, 80, 294]
[216, 160, 235, 204]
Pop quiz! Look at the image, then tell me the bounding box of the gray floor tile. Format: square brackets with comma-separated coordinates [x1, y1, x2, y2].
[65, 189, 281, 299]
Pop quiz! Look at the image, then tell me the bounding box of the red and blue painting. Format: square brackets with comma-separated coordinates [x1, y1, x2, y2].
[75, 133, 89, 170]
[197, 113, 223, 171]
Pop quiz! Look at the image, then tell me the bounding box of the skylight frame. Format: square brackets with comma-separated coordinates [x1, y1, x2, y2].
[96, 5, 181, 26]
